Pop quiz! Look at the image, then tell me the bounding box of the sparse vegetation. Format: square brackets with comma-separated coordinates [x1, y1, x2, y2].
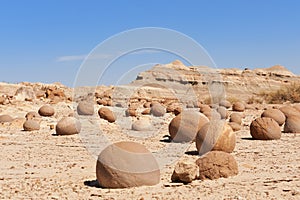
[258, 82, 300, 104]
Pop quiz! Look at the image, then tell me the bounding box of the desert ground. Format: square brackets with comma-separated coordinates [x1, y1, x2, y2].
[1, 63, 300, 200]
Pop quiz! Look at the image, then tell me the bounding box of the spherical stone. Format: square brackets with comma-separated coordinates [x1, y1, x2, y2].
[261, 109, 286, 126]
[284, 115, 300, 133]
[279, 106, 300, 118]
[125, 108, 137, 117]
[56, 117, 81, 135]
[171, 161, 199, 183]
[77, 101, 94, 115]
[202, 109, 221, 121]
[217, 106, 228, 119]
[23, 120, 40, 131]
[143, 102, 151, 108]
[196, 120, 236, 155]
[25, 111, 40, 120]
[98, 107, 116, 123]
[0, 114, 13, 123]
[229, 113, 243, 125]
[250, 117, 281, 140]
[96, 141, 160, 188]
[169, 111, 209, 143]
[132, 119, 152, 131]
[228, 122, 242, 132]
[38, 105, 55, 117]
[150, 104, 166, 117]
[232, 102, 245, 112]
[196, 151, 238, 180]
[219, 100, 232, 109]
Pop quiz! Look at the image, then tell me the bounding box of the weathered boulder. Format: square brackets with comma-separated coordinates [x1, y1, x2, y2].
[77, 101, 94, 115]
[98, 107, 116, 123]
[56, 117, 81, 135]
[96, 141, 160, 188]
[132, 119, 152, 131]
[171, 161, 199, 183]
[232, 102, 245, 112]
[250, 117, 281, 140]
[150, 103, 166, 117]
[196, 120, 236, 155]
[261, 109, 286, 126]
[284, 115, 300, 133]
[229, 122, 242, 132]
[23, 120, 40, 131]
[169, 111, 209, 143]
[229, 113, 243, 125]
[38, 105, 55, 117]
[279, 106, 300, 118]
[219, 100, 232, 109]
[196, 151, 238, 180]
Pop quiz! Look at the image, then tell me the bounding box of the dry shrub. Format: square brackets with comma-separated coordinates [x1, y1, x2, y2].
[259, 82, 300, 104]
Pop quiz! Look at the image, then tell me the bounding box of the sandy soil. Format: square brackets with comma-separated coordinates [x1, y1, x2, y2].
[0, 100, 300, 200]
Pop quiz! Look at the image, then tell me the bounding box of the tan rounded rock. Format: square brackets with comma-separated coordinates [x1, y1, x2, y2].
[125, 108, 137, 117]
[25, 111, 40, 120]
[228, 122, 242, 132]
[171, 161, 199, 183]
[96, 141, 160, 188]
[132, 119, 152, 131]
[77, 101, 94, 115]
[169, 111, 209, 143]
[229, 113, 243, 125]
[219, 100, 232, 109]
[23, 120, 40, 131]
[284, 115, 300, 133]
[196, 151, 238, 180]
[98, 107, 116, 123]
[217, 106, 228, 119]
[0, 114, 13, 123]
[150, 104, 166, 117]
[38, 105, 55, 117]
[261, 109, 286, 126]
[232, 102, 245, 112]
[250, 117, 281, 140]
[279, 106, 299, 118]
[203, 109, 221, 121]
[196, 120, 236, 155]
[56, 117, 81, 135]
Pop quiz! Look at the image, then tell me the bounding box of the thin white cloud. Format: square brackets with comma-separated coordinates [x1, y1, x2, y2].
[56, 53, 113, 62]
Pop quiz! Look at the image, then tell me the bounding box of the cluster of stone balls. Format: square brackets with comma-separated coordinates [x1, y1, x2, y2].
[1, 99, 299, 189]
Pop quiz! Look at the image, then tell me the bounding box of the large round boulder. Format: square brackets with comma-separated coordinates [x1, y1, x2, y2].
[229, 113, 243, 125]
[169, 111, 209, 143]
[250, 117, 281, 140]
[279, 106, 299, 118]
[196, 151, 238, 180]
[132, 119, 152, 131]
[23, 120, 40, 131]
[219, 100, 232, 109]
[228, 122, 242, 132]
[284, 115, 300, 133]
[96, 141, 160, 188]
[217, 106, 228, 119]
[0, 114, 13, 123]
[150, 104, 166, 117]
[25, 111, 40, 120]
[98, 107, 116, 123]
[38, 105, 55, 117]
[232, 102, 245, 112]
[56, 117, 81, 135]
[196, 120, 236, 155]
[261, 109, 286, 126]
[77, 101, 94, 115]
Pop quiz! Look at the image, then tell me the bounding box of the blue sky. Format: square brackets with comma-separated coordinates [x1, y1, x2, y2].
[0, 0, 299, 86]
